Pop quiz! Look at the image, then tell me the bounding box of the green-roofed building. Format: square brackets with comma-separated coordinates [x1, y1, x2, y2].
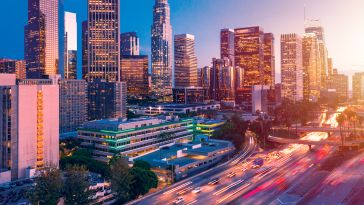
[77, 116, 194, 162]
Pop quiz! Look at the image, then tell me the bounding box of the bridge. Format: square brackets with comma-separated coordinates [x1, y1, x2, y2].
[274, 127, 364, 133]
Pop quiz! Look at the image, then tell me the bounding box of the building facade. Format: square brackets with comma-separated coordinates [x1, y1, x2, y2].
[59, 80, 88, 137]
[87, 0, 120, 82]
[352, 72, 364, 101]
[151, 0, 173, 97]
[120, 32, 140, 56]
[220, 28, 235, 66]
[173, 87, 205, 104]
[326, 70, 348, 102]
[87, 79, 127, 121]
[280, 33, 303, 102]
[82, 20, 88, 80]
[174, 34, 198, 88]
[120, 55, 149, 98]
[25, 0, 59, 79]
[0, 59, 26, 80]
[78, 116, 194, 161]
[0, 74, 59, 182]
[64, 12, 77, 79]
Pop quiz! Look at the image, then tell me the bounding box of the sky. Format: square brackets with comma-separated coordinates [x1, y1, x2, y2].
[0, 0, 363, 83]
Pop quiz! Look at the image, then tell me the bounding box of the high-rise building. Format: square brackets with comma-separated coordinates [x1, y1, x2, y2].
[64, 12, 77, 79]
[120, 32, 140, 56]
[280, 33, 303, 102]
[199, 66, 211, 89]
[174, 34, 198, 88]
[352, 72, 364, 101]
[327, 58, 333, 77]
[0, 59, 26, 80]
[87, 0, 120, 82]
[263, 33, 275, 86]
[0, 74, 59, 183]
[59, 80, 88, 137]
[87, 79, 127, 121]
[173, 87, 205, 104]
[326, 70, 348, 102]
[305, 20, 328, 89]
[25, 0, 59, 79]
[220, 28, 235, 66]
[81, 21, 88, 80]
[210, 58, 235, 101]
[302, 33, 321, 101]
[151, 0, 173, 97]
[120, 55, 149, 98]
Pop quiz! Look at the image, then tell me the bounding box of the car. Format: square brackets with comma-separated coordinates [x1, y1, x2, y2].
[173, 197, 184, 204]
[208, 178, 220, 185]
[227, 172, 236, 178]
[192, 187, 201, 194]
[177, 187, 193, 196]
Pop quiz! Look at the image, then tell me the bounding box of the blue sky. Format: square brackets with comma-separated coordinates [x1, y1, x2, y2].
[1, 0, 363, 82]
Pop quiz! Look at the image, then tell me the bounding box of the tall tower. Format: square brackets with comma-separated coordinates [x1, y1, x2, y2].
[25, 0, 59, 79]
[281, 33, 303, 102]
[174, 34, 198, 88]
[151, 0, 173, 97]
[220, 28, 235, 66]
[64, 11, 77, 79]
[87, 0, 120, 82]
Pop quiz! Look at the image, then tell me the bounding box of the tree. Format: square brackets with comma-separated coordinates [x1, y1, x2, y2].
[133, 160, 151, 170]
[336, 113, 346, 147]
[64, 165, 94, 205]
[110, 157, 132, 204]
[27, 166, 63, 205]
[129, 167, 158, 199]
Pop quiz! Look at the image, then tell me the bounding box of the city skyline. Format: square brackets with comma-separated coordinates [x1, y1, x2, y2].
[0, 0, 363, 82]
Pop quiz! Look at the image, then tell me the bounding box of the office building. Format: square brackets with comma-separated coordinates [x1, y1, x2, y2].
[174, 34, 198, 88]
[82, 20, 88, 80]
[302, 33, 321, 101]
[173, 87, 205, 104]
[121, 32, 140, 56]
[130, 103, 220, 116]
[280, 33, 304, 102]
[210, 58, 233, 101]
[326, 69, 348, 102]
[120, 55, 149, 98]
[151, 0, 173, 97]
[220, 28, 235, 66]
[64, 12, 77, 79]
[87, 79, 127, 121]
[0, 59, 26, 80]
[305, 20, 328, 88]
[78, 116, 194, 161]
[0, 74, 59, 183]
[327, 58, 333, 77]
[87, 0, 120, 82]
[25, 0, 59, 79]
[59, 80, 88, 137]
[198, 66, 211, 99]
[263, 33, 275, 86]
[352, 72, 364, 101]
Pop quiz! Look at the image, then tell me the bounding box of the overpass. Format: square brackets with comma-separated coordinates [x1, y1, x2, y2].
[274, 127, 364, 133]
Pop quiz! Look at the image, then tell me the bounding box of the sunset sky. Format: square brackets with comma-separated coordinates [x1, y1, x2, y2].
[0, 0, 363, 83]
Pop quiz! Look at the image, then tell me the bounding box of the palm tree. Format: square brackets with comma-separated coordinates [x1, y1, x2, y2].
[336, 113, 346, 148]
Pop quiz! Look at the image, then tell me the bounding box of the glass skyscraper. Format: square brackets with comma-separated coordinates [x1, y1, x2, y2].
[220, 28, 235, 66]
[151, 0, 173, 97]
[121, 32, 140, 56]
[25, 0, 59, 79]
[87, 0, 120, 82]
[64, 12, 77, 79]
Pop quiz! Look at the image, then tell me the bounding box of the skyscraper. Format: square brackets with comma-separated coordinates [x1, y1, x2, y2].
[174, 34, 198, 88]
[326, 69, 348, 102]
[220, 28, 235, 66]
[121, 32, 140, 56]
[263, 33, 275, 86]
[210, 58, 234, 101]
[87, 0, 120, 82]
[64, 12, 77, 79]
[82, 21, 88, 80]
[352, 72, 364, 101]
[0, 59, 26, 80]
[302, 33, 321, 101]
[327, 58, 333, 77]
[25, 0, 59, 79]
[305, 20, 328, 89]
[0, 74, 59, 182]
[151, 0, 173, 97]
[120, 55, 149, 98]
[281, 33, 303, 102]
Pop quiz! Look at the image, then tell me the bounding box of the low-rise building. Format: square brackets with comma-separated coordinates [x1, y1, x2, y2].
[130, 103, 220, 116]
[78, 116, 194, 162]
[136, 139, 234, 181]
[194, 119, 225, 137]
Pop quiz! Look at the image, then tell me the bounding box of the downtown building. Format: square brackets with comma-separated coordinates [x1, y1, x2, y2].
[78, 116, 194, 162]
[302, 33, 321, 101]
[0, 74, 59, 183]
[210, 58, 235, 102]
[0, 59, 26, 80]
[280, 33, 304, 102]
[352, 72, 364, 102]
[121, 55, 149, 98]
[233, 27, 275, 111]
[121, 32, 140, 56]
[59, 80, 88, 138]
[151, 0, 173, 97]
[64, 11, 77, 79]
[325, 69, 348, 102]
[25, 0, 59, 79]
